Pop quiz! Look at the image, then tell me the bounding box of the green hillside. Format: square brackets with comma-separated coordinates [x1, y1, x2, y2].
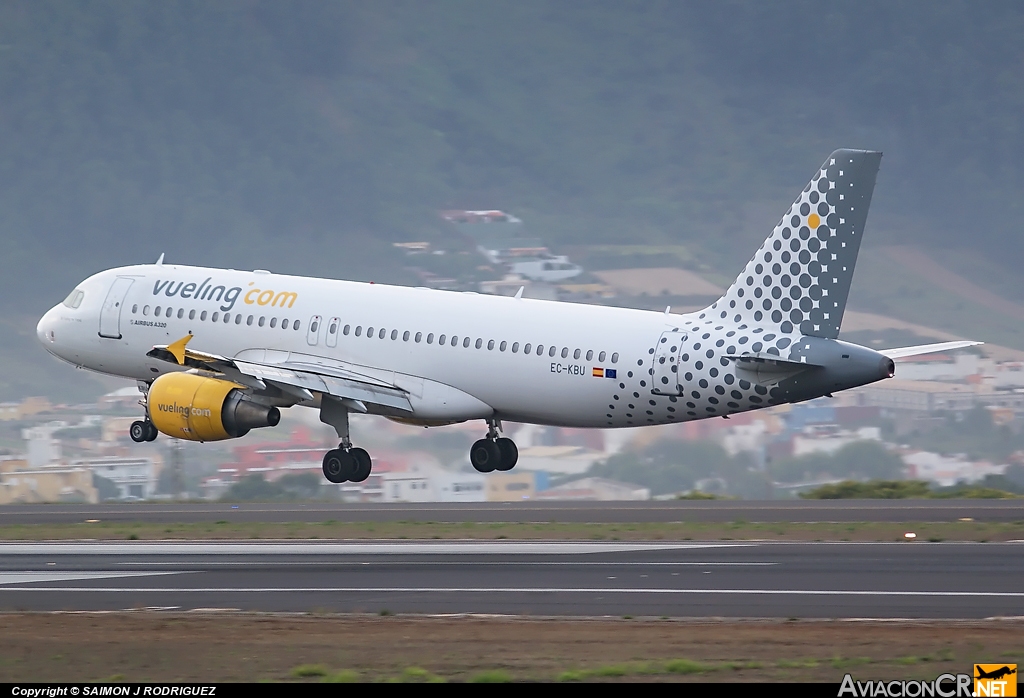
[2, 1, 1023, 399]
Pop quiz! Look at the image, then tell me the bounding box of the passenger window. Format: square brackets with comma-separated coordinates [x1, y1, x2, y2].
[453, 336, 460, 347]
[355, 326, 362, 337]
[177, 308, 184, 319]
[225, 314, 232, 324]
[511, 342, 519, 353]
[200, 311, 207, 321]
[282, 319, 289, 329]
[599, 351, 606, 362]
[439, 334, 446, 345]
[270, 317, 277, 328]
[311, 319, 319, 333]
[403, 331, 410, 341]
[343, 324, 350, 335]
[235, 315, 242, 325]
[488, 340, 495, 350]
[155, 306, 162, 316]
[294, 320, 301, 331]
[536, 345, 544, 356]
[574, 349, 581, 360]
[586, 350, 593, 361]
[329, 321, 337, 335]
[379, 328, 385, 339]
[212, 312, 219, 322]
[475, 338, 482, 349]
[367, 326, 374, 337]
[189, 310, 196, 320]
[391, 330, 398, 340]
[415, 332, 422, 343]
[550, 346, 558, 357]
[132, 304, 138, 314]
[258, 316, 265, 327]
[143, 306, 150, 316]
[611, 352, 619, 363]
[427, 333, 434, 344]
[523, 343, 530, 354]
[164, 307, 171, 318]
[561, 347, 568, 358]
[247, 315, 253, 326]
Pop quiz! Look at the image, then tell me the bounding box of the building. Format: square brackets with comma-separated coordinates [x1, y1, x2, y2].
[535, 477, 650, 501]
[433, 472, 487, 502]
[902, 450, 1006, 487]
[486, 471, 537, 501]
[854, 380, 1024, 413]
[71, 456, 159, 500]
[380, 472, 434, 503]
[0, 460, 98, 504]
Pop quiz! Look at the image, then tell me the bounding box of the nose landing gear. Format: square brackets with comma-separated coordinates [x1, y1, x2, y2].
[470, 419, 518, 473]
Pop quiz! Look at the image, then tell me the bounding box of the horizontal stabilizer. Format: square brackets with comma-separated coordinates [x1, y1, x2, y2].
[880, 341, 983, 360]
[724, 352, 821, 370]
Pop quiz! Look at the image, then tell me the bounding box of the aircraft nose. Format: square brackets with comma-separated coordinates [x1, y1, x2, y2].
[36, 308, 57, 348]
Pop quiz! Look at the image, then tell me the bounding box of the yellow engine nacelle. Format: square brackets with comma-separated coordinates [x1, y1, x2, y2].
[148, 372, 280, 442]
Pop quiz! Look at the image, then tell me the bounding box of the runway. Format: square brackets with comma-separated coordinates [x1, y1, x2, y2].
[1, 540, 1021, 618]
[2, 499, 1023, 524]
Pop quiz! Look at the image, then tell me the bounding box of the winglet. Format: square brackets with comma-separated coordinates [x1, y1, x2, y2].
[514, 286, 524, 299]
[155, 253, 165, 266]
[166, 333, 193, 365]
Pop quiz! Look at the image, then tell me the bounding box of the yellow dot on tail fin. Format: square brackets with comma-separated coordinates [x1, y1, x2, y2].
[808, 213, 821, 228]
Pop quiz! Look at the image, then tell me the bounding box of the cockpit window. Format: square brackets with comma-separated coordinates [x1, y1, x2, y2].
[62, 289, 84, 309]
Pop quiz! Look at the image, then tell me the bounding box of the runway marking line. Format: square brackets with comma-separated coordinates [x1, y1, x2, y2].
[3, 587, 1024, 598]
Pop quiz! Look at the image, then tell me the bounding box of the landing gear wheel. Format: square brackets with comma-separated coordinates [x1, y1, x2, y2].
[129, 421, 148, 443]
[322, 448, 356, 484]
[470, 438, 502, 473]
[144, 422, 158, 442]
[350, 448, 372, 483]
[495, 437, 518, 471]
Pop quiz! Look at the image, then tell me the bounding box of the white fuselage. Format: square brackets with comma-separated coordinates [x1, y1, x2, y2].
[39, 264, 731, 429]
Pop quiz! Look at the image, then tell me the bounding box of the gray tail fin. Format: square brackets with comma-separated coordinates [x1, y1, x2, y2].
[704, 149, 881, 338]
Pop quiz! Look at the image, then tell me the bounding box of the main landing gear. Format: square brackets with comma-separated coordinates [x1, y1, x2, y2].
[319, 396, 373, 484]
[129, 420, 158, 443]
[322, 445, 372, 484]
[470, 419, 518, 473]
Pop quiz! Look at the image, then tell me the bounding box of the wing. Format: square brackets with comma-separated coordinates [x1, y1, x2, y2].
[147, 334, 412, 413]
[880, 340, 983, 360]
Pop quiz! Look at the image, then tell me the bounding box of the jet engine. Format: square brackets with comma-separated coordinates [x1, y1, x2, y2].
[148, 372, 280, 441]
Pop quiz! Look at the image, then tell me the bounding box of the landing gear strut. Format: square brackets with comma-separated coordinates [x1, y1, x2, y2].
[129, 381, 158, 442]
[470, 418, 518, 473]
[319, 396, 373, 484]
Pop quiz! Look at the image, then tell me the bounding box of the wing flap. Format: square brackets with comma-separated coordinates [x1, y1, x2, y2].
[148, 338, 412, 413]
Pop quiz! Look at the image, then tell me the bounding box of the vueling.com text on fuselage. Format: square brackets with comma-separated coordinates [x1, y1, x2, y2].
[152, 278, 297, 312]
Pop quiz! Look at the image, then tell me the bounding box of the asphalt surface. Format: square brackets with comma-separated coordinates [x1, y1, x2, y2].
[2, 500, 1023, 524]
[1, 541, 1021, 618]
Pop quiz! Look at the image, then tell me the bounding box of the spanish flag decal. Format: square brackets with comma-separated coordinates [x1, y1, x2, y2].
[593, 367, 604, 378]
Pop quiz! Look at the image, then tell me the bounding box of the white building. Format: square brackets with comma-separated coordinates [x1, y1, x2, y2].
[71, 456, 159, 500]
[380, 472, 434, 503]
[902, 451, 1005, 487]
[535, 477, 650, 501]
[791, 427, 881, 457]
[433, 472, 487, 502]
[508, 256, 582, 282]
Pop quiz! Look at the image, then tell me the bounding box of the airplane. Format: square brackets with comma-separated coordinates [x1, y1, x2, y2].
[36, 149, 981, 483]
